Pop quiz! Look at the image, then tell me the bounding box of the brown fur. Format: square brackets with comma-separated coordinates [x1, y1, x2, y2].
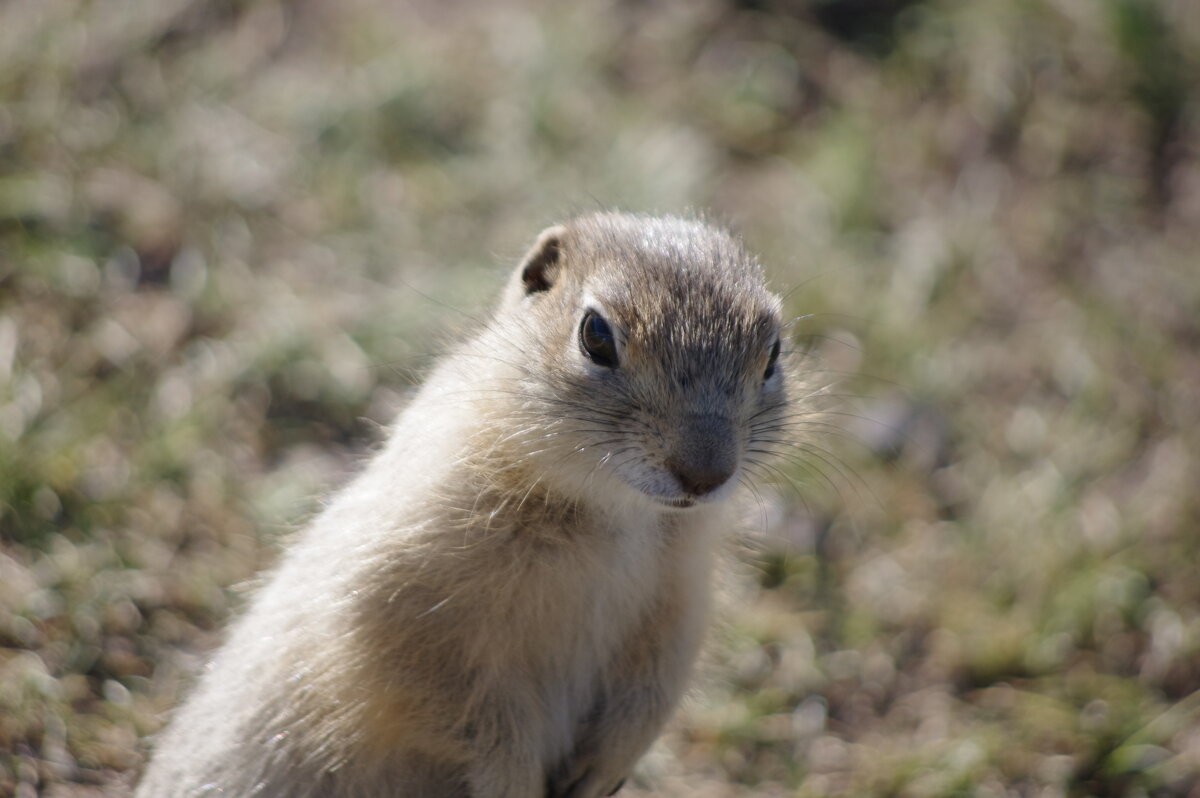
[137, 213, 802, 797]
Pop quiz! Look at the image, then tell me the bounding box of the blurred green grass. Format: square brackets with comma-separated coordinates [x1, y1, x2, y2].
[2, 0, 1199, 795]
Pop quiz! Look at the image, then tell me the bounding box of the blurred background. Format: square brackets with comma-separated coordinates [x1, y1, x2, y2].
[2, 0, 1198, 795]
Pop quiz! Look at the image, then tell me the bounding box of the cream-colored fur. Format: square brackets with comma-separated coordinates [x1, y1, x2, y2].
[137, 213, 800, 798]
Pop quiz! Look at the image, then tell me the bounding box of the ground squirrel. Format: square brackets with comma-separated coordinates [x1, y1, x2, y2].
[137, 213, 803, 797]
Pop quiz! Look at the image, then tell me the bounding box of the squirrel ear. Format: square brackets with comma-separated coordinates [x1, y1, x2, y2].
[519, 226, 567, 294]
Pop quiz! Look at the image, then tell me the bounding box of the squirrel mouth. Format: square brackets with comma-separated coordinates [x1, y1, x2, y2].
[653, 495, 698, 509]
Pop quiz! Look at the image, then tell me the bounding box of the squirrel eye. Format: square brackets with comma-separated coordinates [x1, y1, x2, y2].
[763, 338, 781, 380]
[579, 311, 619, 368]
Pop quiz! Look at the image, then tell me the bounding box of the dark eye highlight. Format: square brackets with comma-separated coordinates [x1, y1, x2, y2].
[763, 338, 781, 380]
[580, 311, 619, 368]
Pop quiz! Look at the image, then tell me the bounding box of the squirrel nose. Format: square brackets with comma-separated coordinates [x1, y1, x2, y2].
[668, 413, 739, 497]
[666, 457, 735, 497]
[672, 458, 734, 494]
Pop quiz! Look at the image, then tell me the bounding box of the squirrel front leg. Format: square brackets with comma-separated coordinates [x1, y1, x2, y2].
[545, 687, 675, 798]
[548, 586, 711, 798]
[463, 695, 551, 798]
